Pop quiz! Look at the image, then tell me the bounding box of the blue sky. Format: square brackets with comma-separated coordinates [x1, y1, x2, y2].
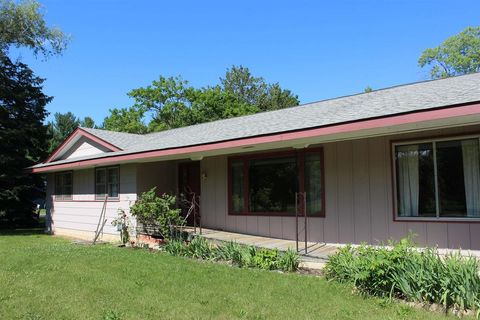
[12, 0, 480, 124]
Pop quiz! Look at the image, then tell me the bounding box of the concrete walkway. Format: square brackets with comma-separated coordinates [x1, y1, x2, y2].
[185, 227, 338, 270]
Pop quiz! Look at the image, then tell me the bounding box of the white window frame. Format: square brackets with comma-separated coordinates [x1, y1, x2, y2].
[392, 134, 480, 222]
[95, 166, 120, 200]
[54, 171, 73, 201]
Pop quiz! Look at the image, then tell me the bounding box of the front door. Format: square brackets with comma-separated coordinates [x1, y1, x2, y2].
[178, 162, 201, 226]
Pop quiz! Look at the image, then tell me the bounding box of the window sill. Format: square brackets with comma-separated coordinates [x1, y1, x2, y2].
[395, 217, 480, 223]
[54, 199, 121, 203]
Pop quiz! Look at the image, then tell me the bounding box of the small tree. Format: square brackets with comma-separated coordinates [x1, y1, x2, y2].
[111, 209, 132, 245]
[130, 187, 183, 239]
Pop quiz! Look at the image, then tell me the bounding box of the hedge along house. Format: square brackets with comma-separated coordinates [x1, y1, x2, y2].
[30, 73, 480, 249]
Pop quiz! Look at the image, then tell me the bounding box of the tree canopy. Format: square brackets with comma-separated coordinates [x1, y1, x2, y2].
[0, 55, 50, 223]
[103, 65, 299, 134]
[419, 26, 480, 79]
[0, 0, 69, 58]
[47, 112, 96, 152]
[103, 106, 147, 134]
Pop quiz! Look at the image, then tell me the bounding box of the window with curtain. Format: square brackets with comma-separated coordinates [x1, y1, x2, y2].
[55, 172, 73, 201]
[95, 166, 119, 200]
[228, 149, 324, 216]
[395, 137, 480, 219]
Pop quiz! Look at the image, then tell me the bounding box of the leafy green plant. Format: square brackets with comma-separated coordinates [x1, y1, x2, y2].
[160, 238, 300, 272]
[111, 209, 132, 245]
[251, 248, 279, 270]
[324, 236, 480, 313]
[130, 187, 183, 239]
[163, 239, 186, 256]
[278, 249, 300, 272]
[102, 310, 123, 320]
[215, 241, 242, 261]
[187, 236, 213, 259]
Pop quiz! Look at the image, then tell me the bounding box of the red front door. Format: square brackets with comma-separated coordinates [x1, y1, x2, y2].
[178, 162, 201, 226]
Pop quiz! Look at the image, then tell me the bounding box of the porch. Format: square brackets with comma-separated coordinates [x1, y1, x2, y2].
[135, 124, 480, 252]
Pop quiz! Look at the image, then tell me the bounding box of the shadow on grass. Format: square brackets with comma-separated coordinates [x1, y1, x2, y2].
[0, 228, 45, 236]
[0, 212, 46, 236]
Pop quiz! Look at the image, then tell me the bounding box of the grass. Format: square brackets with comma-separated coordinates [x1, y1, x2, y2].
[0, 232, 458, 320]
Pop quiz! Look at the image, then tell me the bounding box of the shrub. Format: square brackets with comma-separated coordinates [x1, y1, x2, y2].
[111, 209, 132, 245]
[215, 241, 243, 262]
[163, 239, 186, 256]
[324, 237, 480, 312]
[251, 248, 279, 270]
[187, 236, 213, 259]
[130, 187, 183, 239]
[278, 249, 300, 272]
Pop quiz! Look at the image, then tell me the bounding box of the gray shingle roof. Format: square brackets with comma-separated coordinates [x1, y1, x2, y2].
[35, 72, 480, 168]
[80, 127, 144, 150]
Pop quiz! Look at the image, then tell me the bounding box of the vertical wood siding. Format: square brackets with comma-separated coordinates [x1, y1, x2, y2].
[200, 125, 480, 250]
[136, 161, 176, 195]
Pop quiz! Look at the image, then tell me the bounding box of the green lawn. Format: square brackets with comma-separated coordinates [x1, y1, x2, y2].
[0, 232, 454, 320]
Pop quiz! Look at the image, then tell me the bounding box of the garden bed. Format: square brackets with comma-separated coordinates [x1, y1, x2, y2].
[324, 237, 480, 317]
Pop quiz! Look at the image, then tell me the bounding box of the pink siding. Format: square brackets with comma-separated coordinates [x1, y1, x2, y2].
[200, 125, 480, 250]
[46, 164, 137, 240]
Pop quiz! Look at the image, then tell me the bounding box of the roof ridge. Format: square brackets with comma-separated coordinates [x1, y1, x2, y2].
[300, 71, 480, 108]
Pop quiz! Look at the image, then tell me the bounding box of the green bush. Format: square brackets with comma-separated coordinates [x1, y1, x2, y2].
[278, 249, 300, 272]
[251, 248, 279, 270]
[130, 187, 183, 240]
[162, 238, 300, 272]
[163, 239, 186, 256]
[324, 237, 480, 312]
[215, 241, 244, 264]
[187, 236, 213, 259]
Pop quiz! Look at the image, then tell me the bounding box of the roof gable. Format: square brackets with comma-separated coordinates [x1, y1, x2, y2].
[45, 128, 122, 163]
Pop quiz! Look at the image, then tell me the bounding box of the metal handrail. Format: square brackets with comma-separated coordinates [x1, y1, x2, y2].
[295, 192, 307, 254]
[178, 192, 201, 235]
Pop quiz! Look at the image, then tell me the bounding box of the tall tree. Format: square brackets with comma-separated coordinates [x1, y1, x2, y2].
[220, 65, 299, 111]
[0, 0, 69, 58]
[0, 55, 50, 223]
[47, 112, 79, 153]
[80, 116, 96, 128]
[0, 0, 68, 224]
[128, 76, 195, 131]
[419, 26, 480, 79]
[106, 66, 300, 133]
[103, 106, 147, 134]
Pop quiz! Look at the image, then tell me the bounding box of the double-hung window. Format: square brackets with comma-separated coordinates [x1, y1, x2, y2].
[229, 149, 324, 216]
[95, 166, 119, 200]
[394, 136, 480, 220]
[55, 172, 73, 201]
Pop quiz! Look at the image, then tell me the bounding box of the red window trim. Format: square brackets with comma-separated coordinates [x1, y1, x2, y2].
[54, 171, 73, 202]
[94, 166, 120, 200]
[390, 131, 480, 224]
[227, 148, 325, 217]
